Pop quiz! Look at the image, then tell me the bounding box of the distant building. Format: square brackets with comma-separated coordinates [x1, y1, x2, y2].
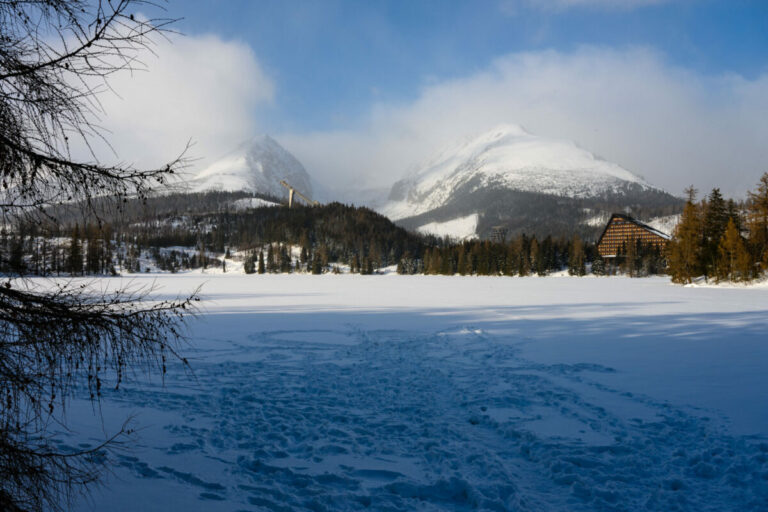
[597, 214, 670, 258]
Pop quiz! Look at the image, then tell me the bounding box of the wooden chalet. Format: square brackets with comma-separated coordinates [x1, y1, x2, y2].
[597, 213, 670, 258]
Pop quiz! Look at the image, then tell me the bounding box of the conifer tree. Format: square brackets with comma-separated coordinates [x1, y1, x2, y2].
[266, 244, 276, 273]
[529, 238, 539, 276]
[568, 235, 586, 276]
[621, 237, 639, 276]
[440, 248, 454, 275]
[457, 247, 467, 276]
[718, 218, 751, 281]
[243, 252, 256, 274]
[197, 238, 207, 270]
[319, 244, 329, 270]
[726, 199, 742, 233]
[311, 255, 323, 274]
[465, 246, 475, 275]
[85, 225, 101, 275]
[68, 225, 83, 276]
[258, 251, 265, 274]
[591, 254, 606, 276]
[517, 236, 530, 276]
[280, 244, 292, 273]
[746, 172, 768, 272]
[702, 188, 728, 277]
[667, 187, 703, 283]
[8, 234, 24, 275]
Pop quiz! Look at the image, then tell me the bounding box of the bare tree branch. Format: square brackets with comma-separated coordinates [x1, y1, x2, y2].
[0, 2, 196, 510]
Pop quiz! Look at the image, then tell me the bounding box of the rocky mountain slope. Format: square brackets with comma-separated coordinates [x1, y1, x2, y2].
[380, 125, 681, 239]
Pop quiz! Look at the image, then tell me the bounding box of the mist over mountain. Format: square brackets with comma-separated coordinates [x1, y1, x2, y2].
[180, 126, 681, 240]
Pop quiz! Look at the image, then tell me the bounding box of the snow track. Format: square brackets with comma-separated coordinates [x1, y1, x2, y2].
[60, 275, 768, 511]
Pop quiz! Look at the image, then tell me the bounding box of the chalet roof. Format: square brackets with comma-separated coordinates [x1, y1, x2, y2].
[597, 213, 671, 247]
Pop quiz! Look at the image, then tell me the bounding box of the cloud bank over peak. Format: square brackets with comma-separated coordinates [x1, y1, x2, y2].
[280, 46, 768, 198]
[80, 32, 274, 175]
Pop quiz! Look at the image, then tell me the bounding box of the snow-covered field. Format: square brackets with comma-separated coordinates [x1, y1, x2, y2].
[60, 274, 768, 511]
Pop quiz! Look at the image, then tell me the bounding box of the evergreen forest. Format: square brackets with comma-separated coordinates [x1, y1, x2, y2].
[1, 172, 767, 283]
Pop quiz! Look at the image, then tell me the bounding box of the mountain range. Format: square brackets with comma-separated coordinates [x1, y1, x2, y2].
[189, 127, 682, 240]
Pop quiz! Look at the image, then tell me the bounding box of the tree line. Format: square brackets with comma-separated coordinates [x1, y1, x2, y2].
[397, 235, 593, 277]
[9, 174, 768, 283]
[2, 204, 601, 278]
[667, 173, 768, 283]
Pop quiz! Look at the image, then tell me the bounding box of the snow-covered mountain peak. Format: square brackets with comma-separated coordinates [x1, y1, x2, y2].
[382, 125, 655, 221]
[190, 135, 314, 200]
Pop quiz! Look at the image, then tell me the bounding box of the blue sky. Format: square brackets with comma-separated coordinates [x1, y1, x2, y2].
[103, 1, 768, 197]
[167, 0, 768, 133]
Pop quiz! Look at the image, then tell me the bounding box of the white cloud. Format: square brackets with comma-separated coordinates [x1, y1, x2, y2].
[80, 33, 273, 174]
[281, 46, 768, 199]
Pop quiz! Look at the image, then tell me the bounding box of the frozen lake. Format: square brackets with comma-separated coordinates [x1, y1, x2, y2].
[62, 273, 768, 511]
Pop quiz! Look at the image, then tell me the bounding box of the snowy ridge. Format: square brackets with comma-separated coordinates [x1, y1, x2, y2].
[190, 135, 314, 200]
[416, 213, 479, 240]
[383, 124, 656, 221]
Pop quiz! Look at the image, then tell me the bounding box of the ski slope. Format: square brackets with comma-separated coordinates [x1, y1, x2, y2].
[416, 213, 479, 240]
[58, 274, 768, 511]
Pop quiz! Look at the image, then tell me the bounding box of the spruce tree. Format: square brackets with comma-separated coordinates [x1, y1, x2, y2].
[726, 199, 742, 233]
[318, 245, 329, 271]
[280, 244, 292, 273]
[718, 218, 751, 281]
[568, 235, 586, 276]
[529, 238, 540, 276]
[243, 252, 255, 274]
[702, 188, 728, 277]
[747, 172, 768, 272]
[591, 254, 606, 276]
[8, 235, 24, 275]
[68, 225, 83, 276]
[667, 187, 703, 283]
[517, 236, 530, 276]
[311, 255, 323, 274]
[258, 251, 265, 274]
[621, 237, 638, 277]
[266, 244, 276, 273]
[457, 248, 467, 276]
[85, 225, 101, 275]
